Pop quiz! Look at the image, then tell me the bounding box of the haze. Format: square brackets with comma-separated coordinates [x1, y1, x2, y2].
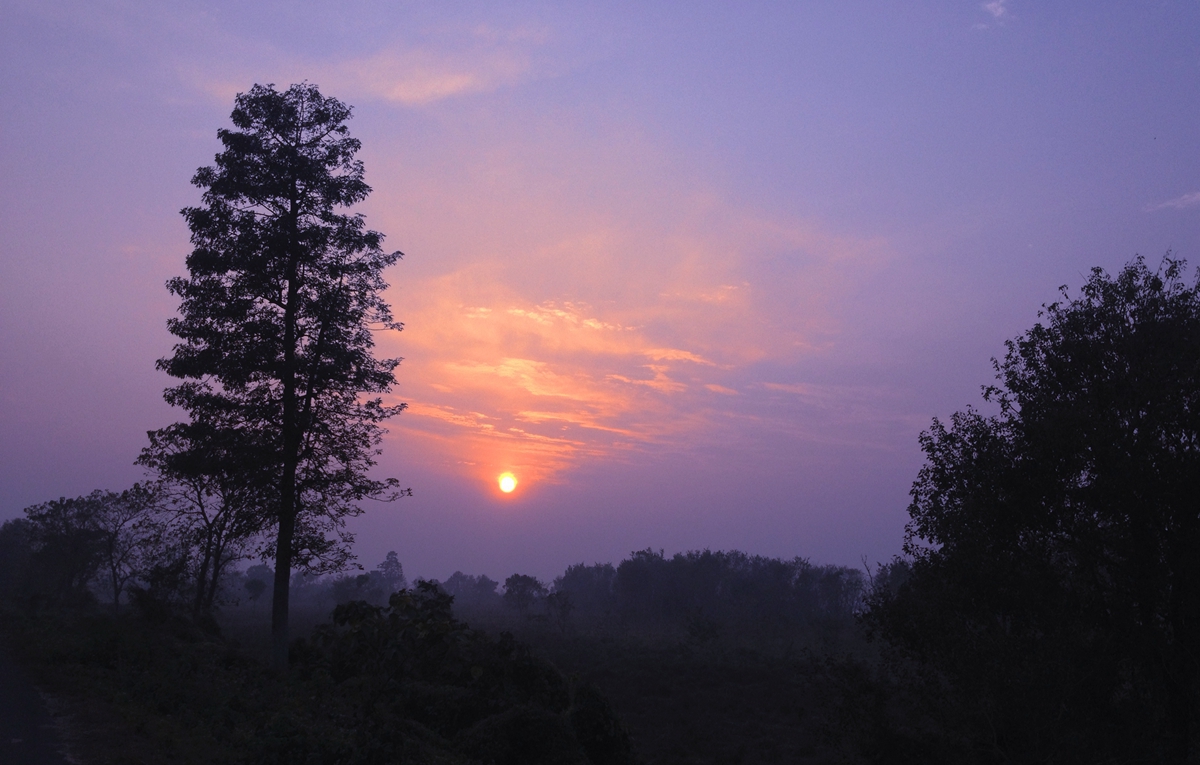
[3, 0, 1199, 581]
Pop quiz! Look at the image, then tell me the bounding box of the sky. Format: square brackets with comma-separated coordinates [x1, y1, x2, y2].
[3, 1, 1200, 582]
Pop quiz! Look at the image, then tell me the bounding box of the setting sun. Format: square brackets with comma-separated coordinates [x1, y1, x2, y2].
[498, 472, 518, 493]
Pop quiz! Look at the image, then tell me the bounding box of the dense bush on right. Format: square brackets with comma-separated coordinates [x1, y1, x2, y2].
[866, 256, 1200, 763]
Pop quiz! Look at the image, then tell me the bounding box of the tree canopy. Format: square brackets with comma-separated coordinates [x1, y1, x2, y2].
[869, 256, 1200, 761]
[157, 82, 406, 667]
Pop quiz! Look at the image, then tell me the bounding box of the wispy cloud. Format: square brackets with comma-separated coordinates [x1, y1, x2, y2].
[763, 382, 892, 410]
[382, 211, 892, 483]
[974, 0, 1010, 29]
[328, 44, 534, 106]
[983, 0, 1008, 19]
[705, 384, 739, 396]
[1148, 191, 1200, 211]
[185, 23, 555, 107]
[644, 348, 716, 365]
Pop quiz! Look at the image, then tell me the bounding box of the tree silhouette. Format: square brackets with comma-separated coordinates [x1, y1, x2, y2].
[139, 423, 265, 615]
[89, 485, 160, 614]
[376, 550, 407, 593]
[19, 495, 104, 608]
[159, 82, 406, 667]
[504, 574, 547, 614]
[443, 571, 503, 612]
[869, 256, 1200, 760]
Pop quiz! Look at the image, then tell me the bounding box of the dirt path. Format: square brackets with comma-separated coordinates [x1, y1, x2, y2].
[0, 650, 75, 765]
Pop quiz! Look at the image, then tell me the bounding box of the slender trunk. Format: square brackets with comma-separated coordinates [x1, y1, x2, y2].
[193, 529, 213, 617]
[202, 535, 221, 614]
[109, 558, 121, 617]
[270, 508, 295, 668]
[271, 207, 302, 670]
[271, 396, 299, 668]
[204, 521, 232, 614]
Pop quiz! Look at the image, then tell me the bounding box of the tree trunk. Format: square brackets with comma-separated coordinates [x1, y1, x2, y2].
[271, 223, 301, 671]
[109, 561, 121, 617]
[270, 508, 294, 669]
[193, 529, 213, 617]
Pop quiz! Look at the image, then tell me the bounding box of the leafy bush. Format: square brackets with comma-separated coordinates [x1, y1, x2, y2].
[294, 581, 637, 765]
[2, 581, 638, 765]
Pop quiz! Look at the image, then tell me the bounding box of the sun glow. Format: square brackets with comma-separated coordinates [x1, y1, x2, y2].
[498, 472, 518, 493]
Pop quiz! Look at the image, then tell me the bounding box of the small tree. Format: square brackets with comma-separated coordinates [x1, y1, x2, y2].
[503, 573, 547, 614]
[544, 591, 574, 634]
[22, 495, 105, 608]
[376, 550, 406, 593]
[442, 571, 502, 612]
[244, 563, 273, 604]
[159, 82, 407, 667]
[139, 422, 266, 615]
[90, 485, 161, 614]
[17, 489, 160, 612]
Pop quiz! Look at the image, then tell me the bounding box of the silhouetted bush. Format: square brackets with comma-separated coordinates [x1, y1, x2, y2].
[289, 581, 638, 764]
[2, 581, 640, 765]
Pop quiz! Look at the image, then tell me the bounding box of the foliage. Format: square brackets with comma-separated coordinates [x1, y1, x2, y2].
[89, 484, 163, 613]
[4, 482, 266, 619]
[555, 562, 617, 617]
[139, 422, 266, 615]
[433, 550, 877, 763]
[519, 622, 846, 765]
[377, 550, 407, 592]
[867, 256, 1200, 762]
[2, 580, 640, 765]
[158, 81, 407, 665]
[1, 488, 162, 612]
[557, 549, 865, 641]
[503, 574, 548, 614]
[441, 571, 501, 610]
[296, 581, 637, 764]
[18, 495, 105, 607]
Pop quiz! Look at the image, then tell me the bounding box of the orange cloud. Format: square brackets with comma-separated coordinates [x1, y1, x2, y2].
[377, 208, 891, 486]
[185, 22, 557, 108]
[346, 70, 896, 488]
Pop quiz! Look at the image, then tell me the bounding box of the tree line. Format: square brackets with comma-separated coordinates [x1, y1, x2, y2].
[0, 492, 866, 649]
[0, 482, 405, 622]
[437, 550, 866, 645]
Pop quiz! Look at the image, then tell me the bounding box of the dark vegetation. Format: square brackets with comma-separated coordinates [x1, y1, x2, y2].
[3, 76, 1199, 763]
[0, 502, 871, 764]
[433, 551, 874, 764]
[3, 604, 633, 765]
[857, 257, 1200, 763]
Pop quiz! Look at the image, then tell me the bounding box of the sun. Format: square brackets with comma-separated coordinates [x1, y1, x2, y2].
[498, 472, 518, 493]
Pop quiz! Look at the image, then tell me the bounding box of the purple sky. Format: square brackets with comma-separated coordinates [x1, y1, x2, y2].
[3, 1, 1200, 582]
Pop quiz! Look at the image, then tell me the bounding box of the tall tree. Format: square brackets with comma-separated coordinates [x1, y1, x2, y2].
[159, 82, 406, 667]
